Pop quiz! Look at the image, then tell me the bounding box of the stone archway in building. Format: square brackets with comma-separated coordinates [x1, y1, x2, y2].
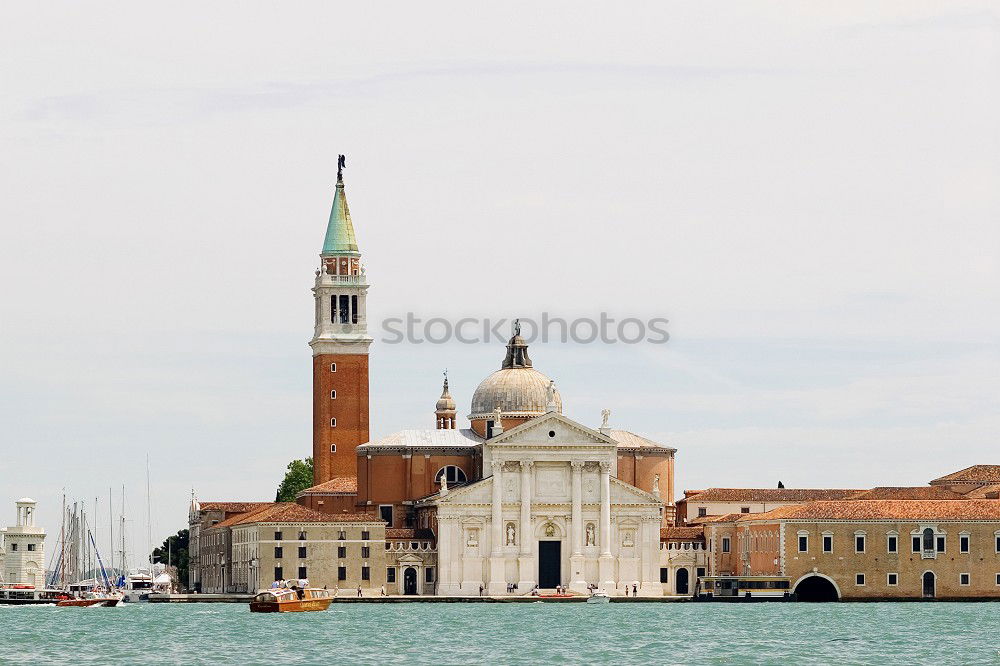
[675, 568, 690, 595]
[922, 571, 935, 598]
[793, 573, 841, 602]
[403, 567, 418, 595]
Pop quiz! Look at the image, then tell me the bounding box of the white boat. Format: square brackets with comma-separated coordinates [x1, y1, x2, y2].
[0, 585, 72, 605]
[121, 570, 154, 603]
[586, 591, 610, 603]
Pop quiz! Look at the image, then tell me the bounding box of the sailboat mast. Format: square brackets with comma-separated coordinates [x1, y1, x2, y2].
[59, 491, 66, 587]
[108, 487, 114, 575]
[146, 455, 152, 572]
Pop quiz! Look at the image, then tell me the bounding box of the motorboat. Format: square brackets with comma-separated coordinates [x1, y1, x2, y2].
[250, 587, 333, 613]
[0, 585, 71, 605]
[586, 591, 611, 603]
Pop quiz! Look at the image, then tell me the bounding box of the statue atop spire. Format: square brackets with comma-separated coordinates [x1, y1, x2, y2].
[337, 154, 346, 181]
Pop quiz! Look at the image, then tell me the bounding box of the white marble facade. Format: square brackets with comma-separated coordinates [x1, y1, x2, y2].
[426, 412, 663, 596]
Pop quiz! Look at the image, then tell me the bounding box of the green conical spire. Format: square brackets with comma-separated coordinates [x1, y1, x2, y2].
[321, 158, 360, 256]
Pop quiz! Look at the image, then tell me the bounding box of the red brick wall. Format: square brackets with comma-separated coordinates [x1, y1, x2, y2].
[313, 353, 369, 484]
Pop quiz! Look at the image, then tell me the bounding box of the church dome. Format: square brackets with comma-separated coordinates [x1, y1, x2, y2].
[469, 366, 562, 418]
[469, 322, 562, 419]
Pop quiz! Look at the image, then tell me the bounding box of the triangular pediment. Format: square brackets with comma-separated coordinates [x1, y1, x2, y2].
[610, 476, 664, 506]
[429, 477, 494, 505]
[488, 412, 616, 447]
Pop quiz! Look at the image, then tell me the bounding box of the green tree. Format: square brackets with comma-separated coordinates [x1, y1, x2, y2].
[275, 457, 314, 502]
[152, 529, 189, 589]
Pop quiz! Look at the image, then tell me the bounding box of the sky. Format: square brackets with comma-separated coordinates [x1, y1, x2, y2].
[1, 1, 998, 567]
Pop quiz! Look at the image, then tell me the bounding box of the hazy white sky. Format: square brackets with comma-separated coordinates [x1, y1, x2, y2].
[2, 2, 998, 563]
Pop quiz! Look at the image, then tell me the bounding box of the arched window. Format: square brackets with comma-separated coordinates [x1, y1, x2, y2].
[435, 465, 468, 486]
[922, 528, 935, 551]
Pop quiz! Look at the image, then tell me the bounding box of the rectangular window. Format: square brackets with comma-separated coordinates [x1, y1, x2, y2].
[274, 531, 283, 541]
[698, 507, 707, 517]
[27, 544, 35, 552]
[10, 543, 17, 551]
[996, 536, 1000, 552]
[339, 530, 346, 540]
[298, 546, 307, 559]
[338, 295, 349, 324]
[330, 363, 337, 372]
[721, 537, 730, 553]
[996, 573, 1000, 586]
[330, 418, 337, 427]
[274, 547, 283, 559]
[697, 567, 706, 578]
[362, 530, 370, 540]
[330, 444, 337, 453]
[298, 531, 307, 540]
[425, 567, 435, 583]
[380, 505, 394, 527]
[659, 568, 669, 583]
[387, 567, 396, 583]
[351, 295, 358, 324]
[855, 535, 865, 553]
[798, 535, 808, 552]
[960, 535, 969, 553]
[298, 566, 307, 579]
[740, 507, 750, 513]
[936, 536, 946, 553]
[361, 566, 370, 581]
[887, 573, 898, 586]
[337, 546, 346, 558]
[855, 573, 865, 586]
[337, 566, 346, 581]
[274, 567, 283, 581]
[960, 573, 970, 586]
[330, 390, 337, 399]
[887, 536, 897, 553]
[912, 536, 921, 553]
[361, 546, 370, 558]
[823, 535, 833, 553]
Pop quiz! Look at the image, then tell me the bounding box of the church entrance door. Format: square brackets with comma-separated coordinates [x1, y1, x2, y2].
[538, 541, 561, 588]
[403, 567, 417, 595]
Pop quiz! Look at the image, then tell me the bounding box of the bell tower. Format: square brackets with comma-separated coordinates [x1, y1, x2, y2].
[310, 155, 372, 485]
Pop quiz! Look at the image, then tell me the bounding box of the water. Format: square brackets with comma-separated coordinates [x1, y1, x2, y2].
[2, 602, 999, 665]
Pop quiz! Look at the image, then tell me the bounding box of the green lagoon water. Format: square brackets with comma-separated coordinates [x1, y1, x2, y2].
[2, 602, 999, 665]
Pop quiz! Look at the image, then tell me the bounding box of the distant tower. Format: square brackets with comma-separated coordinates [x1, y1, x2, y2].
[435, 371, 457, 429]
[310, 155, 372, 485]
[0, 498, 46, 588]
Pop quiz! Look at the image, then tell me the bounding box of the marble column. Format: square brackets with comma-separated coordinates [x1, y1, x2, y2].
[569, 460, 587, 593]
[491, 460, 503, 556]
[598, 461, 615, 591]
[488, 460, 506, 594]
[517, 459, 536, 591]
[571, 461, 584, 556]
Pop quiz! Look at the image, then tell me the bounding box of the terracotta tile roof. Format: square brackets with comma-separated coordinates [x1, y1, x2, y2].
[297, 477, 358, 495]
[742, 499, 1000, 521]
[208, 504, 278, 529]
[199, 501, 272, 513]
[930, 465, 1000, 485]
[696, 513, 753, 524]
[685, 488, 862, 503]
[233, 503, 383, 526]
[849, 486, 966, 500]
[962, 484, 1000, 499]
[660, 527, 704, 540]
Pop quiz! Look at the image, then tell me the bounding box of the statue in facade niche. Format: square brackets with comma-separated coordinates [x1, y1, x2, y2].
[622, 530, 635, 547]
[652, 474, 660, 494]
[467, 528, 479, 547]
[585, 523, 596, 546]
[506, 523, 516, 546]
